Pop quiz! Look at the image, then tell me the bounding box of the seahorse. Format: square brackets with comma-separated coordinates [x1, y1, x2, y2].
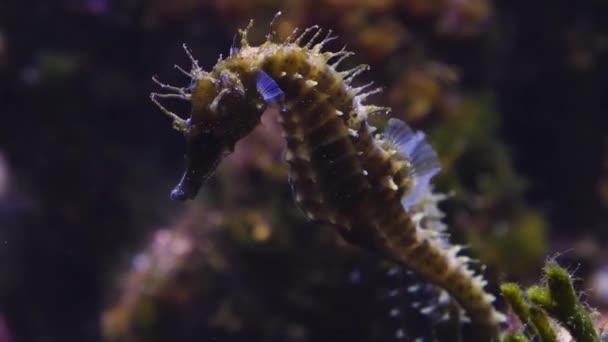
[151, 17, 505, 339]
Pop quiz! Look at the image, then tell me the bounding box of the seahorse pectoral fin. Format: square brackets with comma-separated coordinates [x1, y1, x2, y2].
[256, 70, 285, 108]
[170, 134, 224, 201]
[383, 118, 441, 209]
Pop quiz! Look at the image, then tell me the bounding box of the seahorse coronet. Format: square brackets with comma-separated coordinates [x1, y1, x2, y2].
[151, 18, 506, 338]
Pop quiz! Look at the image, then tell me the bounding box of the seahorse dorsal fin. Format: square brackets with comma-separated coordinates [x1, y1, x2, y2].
[382, 118, 441, 209]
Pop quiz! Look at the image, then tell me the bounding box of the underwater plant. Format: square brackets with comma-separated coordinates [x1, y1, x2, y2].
[501, 262, 600, 342]
[151, 15, 505, 340]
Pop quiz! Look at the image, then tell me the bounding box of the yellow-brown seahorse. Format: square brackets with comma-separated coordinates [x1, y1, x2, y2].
[151, 17, 505, 340]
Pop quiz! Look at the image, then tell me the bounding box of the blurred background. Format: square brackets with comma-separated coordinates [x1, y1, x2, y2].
[0, 0, 607, 341]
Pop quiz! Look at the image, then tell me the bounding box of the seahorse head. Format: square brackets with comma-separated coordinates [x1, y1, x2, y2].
[151, 45, 266, 201]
